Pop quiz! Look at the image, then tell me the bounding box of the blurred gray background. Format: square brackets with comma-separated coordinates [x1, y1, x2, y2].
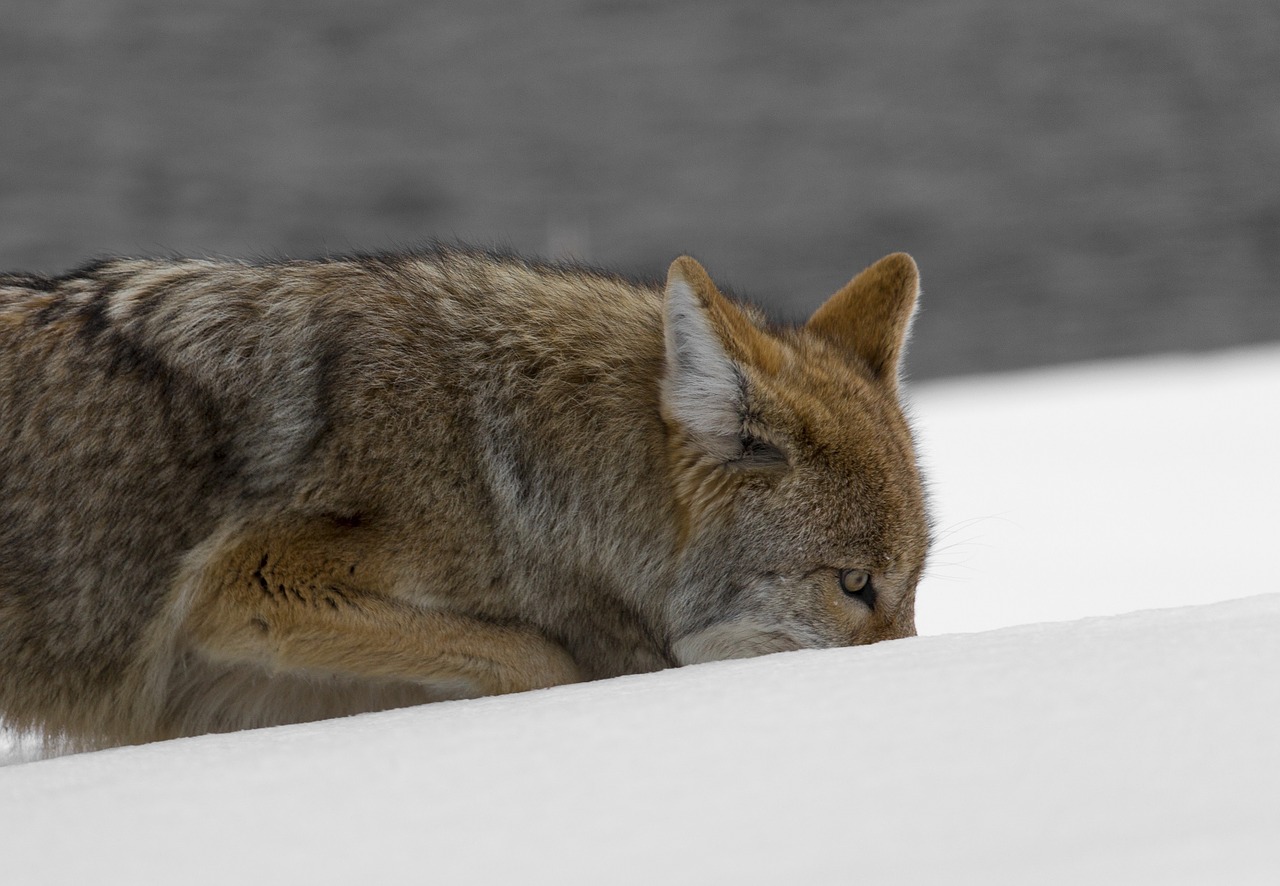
[3, 0, 1277, 378]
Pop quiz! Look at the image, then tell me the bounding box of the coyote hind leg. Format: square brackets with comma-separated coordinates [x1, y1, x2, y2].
[180, 521, 581, 700]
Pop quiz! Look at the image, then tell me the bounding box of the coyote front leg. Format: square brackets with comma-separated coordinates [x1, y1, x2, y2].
[181, 522, 581, 696]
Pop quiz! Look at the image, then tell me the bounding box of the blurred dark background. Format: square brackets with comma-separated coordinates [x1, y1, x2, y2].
[3, 0, 1277, 378]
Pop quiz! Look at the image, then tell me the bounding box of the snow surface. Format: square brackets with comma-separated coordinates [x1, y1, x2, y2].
[3, 347, 1279, 882]
[911, 346, 1280, 633]
[3, 595, 1278, 884]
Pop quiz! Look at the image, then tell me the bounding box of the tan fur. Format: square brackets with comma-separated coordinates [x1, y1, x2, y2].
[808, 252, 919, 389]
[0, 246, 930, 750]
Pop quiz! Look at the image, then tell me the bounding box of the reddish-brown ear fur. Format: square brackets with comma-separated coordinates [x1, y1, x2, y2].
[667, 256, 781, 374]
[806, 252, 919, 386]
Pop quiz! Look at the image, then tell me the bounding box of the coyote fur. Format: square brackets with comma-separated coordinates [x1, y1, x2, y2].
[0, 246, 929, 749]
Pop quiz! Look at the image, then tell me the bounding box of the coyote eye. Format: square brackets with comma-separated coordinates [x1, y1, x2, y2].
[840, 569, 875, 608]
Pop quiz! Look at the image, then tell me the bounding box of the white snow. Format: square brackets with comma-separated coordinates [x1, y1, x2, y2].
[912, 345, 1280, 633]
[3, 346, 1279, 883]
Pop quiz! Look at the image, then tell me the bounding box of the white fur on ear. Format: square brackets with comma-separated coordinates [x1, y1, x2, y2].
[662, 274, 743, 459]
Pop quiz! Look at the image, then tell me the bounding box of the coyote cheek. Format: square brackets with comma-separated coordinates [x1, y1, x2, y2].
[670, 620, 806, 666]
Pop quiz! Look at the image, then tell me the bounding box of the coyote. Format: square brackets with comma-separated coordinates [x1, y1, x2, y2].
[0, 246, 929, 748]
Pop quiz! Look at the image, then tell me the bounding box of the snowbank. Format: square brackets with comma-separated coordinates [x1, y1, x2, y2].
[2, 594, 1277, 884]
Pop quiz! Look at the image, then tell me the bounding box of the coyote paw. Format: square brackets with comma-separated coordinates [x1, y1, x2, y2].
[489, 631, 582, 695]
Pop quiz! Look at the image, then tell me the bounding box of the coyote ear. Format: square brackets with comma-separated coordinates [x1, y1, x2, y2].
[662, 257, 750, 461]
[807, 252, 920, 388]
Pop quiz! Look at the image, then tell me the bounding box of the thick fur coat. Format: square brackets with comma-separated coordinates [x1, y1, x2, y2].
[0, 246, 929, 749]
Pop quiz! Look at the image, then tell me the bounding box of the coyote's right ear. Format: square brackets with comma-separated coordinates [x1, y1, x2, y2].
[807, 252, 920, 389]
[661, 257, 780, 462]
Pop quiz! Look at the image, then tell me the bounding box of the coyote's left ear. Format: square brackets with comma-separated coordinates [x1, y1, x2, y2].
[807, 252, 920, 388]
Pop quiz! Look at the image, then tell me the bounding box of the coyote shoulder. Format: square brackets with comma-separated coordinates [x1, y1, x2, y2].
[0, 245, 929, 748]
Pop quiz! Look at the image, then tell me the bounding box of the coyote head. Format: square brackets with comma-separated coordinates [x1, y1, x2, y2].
[661, 253, 929, 664]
